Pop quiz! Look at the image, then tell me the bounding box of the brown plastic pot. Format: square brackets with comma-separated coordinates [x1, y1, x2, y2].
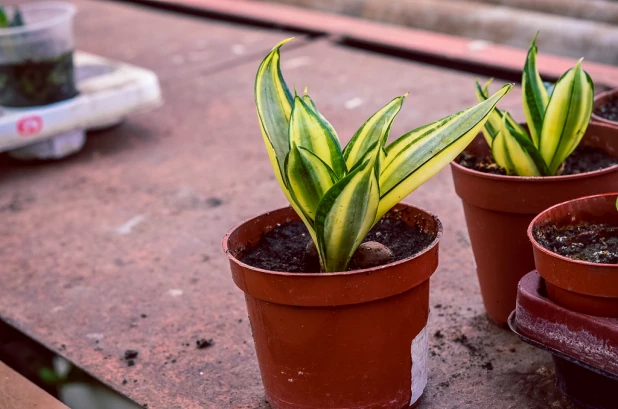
[450, 123, 618, 326]
[511, 271, 618, 409]
[222, 204, 442, 409]
[592, 89, 618, 130]
[528, 193, 618, 318]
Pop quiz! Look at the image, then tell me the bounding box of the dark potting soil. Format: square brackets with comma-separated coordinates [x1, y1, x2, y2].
[0, 51, 78, 107]
[240, 216, 435, 273]
[534, 223, 618, 264]
[456, 152, 506, 175]
[595, 97, 618, 122]
[456, 146, 618, 176]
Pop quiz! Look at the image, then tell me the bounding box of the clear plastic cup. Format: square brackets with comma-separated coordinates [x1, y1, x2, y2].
[0, 2, 78, 107]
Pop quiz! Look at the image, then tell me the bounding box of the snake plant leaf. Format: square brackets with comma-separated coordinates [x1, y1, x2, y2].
[302, 87, 341, 148]
[475, 79, 501, 146]
[343, 95, 406, 170]
[289, 95, 347, 179]
[10, 8, 24, 27]
[539, 59, 593, 175]
[522, 33, 549, 149]
[491, 127, 515, 174]
[492, 114, 548, 176]
[285, 144, 337, 221]
[476, 79, 528, 147]
[255, 37, 295, 190]
[0, 8, 9, 28]
[377, 84, 513, 220]
[314, 151, 380, 272]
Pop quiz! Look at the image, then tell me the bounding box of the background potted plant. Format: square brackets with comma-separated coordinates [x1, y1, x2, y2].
[223, 38, 512, 409]
[529, 193, 618, 317]
[592, 88, 618, 130]
[0, 3, 78, 108]
[450, 34, 618, 326]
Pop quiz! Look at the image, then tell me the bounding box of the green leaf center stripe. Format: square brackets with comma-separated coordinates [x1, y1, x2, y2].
[289, 96, 347, 179]
[342, 96, 405, 169]
[314, 159, 379, 272]
[254, 39, 295, 177]
[545, 64, 593, 174]
[522, 34, 549, 148]
[380, 100, 499, 195]
[302, 92, 342, 149]
[285, 144, 337, 221]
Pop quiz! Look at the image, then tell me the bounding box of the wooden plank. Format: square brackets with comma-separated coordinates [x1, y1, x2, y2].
[132, 0, 618, 89]
[0, 361, 69, 409]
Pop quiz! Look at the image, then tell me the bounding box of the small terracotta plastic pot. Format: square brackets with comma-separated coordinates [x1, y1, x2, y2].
[592, 89, 618, 130]
[528, 193, 618, 318]
[450, 123, 618, 326]
[511, 271, 618, 409]
[223, 204, 442, 409]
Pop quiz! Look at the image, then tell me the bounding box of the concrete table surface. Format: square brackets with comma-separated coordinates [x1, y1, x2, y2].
[0, 1, 576, 408]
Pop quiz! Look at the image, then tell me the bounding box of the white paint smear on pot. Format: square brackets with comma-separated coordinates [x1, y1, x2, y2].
[410, 325, 428, 405]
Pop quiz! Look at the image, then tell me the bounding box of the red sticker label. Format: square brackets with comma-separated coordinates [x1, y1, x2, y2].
[17, 116, 43, 137]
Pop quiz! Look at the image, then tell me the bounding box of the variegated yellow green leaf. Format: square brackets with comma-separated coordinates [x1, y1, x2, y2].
[343, 95, 406, 170]
[539, 59, 593, 175]
[0, 8, 9, 28]
[495, 114, 548, 176]
[255, 37, 295, 186]
[491, 127, 515, 174]
[377, 84, 513, 220]
[314, 156, 379, 272]
[522, 33, 549, 149]
[383, 115, 454, 170]
[285, 144, 337, 221]
[475, 79, 500, 146]
[302, 87, 341, 148]
[476, 79, 529, 147]
[289, 95, 347, 179]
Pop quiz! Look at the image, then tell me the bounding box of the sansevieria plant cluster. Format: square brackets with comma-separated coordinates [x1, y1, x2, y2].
[257, 38, 512, 272]
[0, 6, 24, 28]
[476, 34, 594, 176]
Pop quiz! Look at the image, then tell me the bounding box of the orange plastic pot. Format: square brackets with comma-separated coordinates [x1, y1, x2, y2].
[450, 123, 618, 326]
[222, 204, 442, 409]
[592, 89, 618, 130]
[528, 193, 618, 318]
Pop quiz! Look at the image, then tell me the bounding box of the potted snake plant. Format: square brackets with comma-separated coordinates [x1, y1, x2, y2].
[450, 34, 618, 327]
[222, 38, 512, 409]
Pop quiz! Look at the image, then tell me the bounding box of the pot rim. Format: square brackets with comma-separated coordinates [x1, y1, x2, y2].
[450, 122, 618, 182]
[527, 192, 618, 269]
[0, 2, 76, 36]
[222, 203, 443, 276]
[592, 88, 618, 126]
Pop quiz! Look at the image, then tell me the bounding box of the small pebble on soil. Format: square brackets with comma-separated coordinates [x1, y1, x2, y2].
[196, 338, 214, 349]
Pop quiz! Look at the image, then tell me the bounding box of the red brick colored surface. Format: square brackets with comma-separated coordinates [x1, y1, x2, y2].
[0, 1, 577, 408]
[137, 0, 618, 89]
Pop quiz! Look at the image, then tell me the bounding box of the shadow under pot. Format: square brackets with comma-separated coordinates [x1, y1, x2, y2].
[528, 193, 618, 317]
[222, 204, 442, 409]
[450, 122, 618, 327]
[592, 88, 618, 130]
